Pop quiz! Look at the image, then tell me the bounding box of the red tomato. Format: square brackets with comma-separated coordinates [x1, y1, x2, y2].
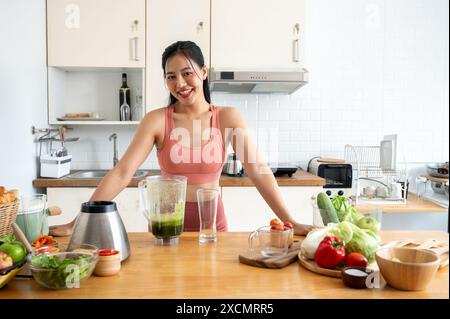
[270, 219, 284, 227]
[32, 235, 57, 248]
[35, 246, 60, 254]
[284, 222, 294, 229]
[99, 249, 119, 256]
[271, 225, 285, 232]
[345, 252, 368, 268]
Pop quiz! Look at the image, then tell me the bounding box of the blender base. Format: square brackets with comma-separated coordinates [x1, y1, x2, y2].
[154, 237, 179, 246]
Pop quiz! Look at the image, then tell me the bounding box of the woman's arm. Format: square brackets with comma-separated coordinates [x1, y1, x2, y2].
[222, 107, 313, 235]
[90, 109, 163, 201]
[49, 109, 164, 236]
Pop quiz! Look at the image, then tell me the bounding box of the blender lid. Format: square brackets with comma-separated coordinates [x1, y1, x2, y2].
[81, 201, 117, 213]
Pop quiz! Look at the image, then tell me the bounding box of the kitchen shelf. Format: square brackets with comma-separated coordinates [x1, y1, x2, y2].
[48, 67, 145, 125]
[49, 120, 141, 126]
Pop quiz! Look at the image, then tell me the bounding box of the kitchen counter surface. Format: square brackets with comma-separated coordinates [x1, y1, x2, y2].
[355, 193, 448, 213]
[32, 169, 326, 187]
[3, 231, 448, 299]
[32, 171, 446, 213]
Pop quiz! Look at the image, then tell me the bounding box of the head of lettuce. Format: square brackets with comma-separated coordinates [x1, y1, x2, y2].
[300, 221, 380, 264]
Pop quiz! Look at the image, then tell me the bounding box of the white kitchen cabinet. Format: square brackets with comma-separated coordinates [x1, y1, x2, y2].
[211, 0, 306, 69]
[145, 0, 210, 111]
[221, 186, 322, 232]
[47, 188, 148, 232]
[47, 0, 145, 67]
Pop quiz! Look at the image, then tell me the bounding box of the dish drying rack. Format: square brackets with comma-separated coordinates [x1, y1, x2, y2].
[344, 135, 408, 205]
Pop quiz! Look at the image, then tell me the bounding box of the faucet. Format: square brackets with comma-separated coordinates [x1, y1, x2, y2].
[109, 133, 118, 167]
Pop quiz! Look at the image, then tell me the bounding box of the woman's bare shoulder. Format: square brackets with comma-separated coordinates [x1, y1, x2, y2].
[217, 106, 245, 127]
[137, 107, 168, 134]
[141, 107, 166, 123]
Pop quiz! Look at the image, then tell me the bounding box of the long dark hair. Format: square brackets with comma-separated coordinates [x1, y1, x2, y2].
[162, 41, 211, 105]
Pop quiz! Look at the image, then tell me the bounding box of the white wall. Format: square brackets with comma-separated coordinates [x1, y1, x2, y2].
[0, 0, 48, 194]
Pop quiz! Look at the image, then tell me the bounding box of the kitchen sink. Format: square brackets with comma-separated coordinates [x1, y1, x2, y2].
[66, 170, 148, 179]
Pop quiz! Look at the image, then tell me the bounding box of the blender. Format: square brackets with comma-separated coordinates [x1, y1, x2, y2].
[139, 175, 187, 245]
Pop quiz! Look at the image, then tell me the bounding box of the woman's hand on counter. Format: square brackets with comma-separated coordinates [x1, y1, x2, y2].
[293, 222, 315, 236]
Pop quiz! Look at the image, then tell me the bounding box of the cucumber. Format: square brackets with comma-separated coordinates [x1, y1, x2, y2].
[316, 192, 339, 225]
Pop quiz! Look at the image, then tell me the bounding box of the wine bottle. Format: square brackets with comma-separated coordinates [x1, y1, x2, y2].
[119, 73, 131, 121]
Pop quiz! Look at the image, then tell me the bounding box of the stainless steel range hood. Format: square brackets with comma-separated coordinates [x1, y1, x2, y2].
[208, 68, 309, 94]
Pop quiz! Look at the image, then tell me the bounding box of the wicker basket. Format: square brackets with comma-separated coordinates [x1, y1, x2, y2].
[0, 200, 20, 237]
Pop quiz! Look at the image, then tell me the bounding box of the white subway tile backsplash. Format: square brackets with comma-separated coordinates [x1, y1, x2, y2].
[308, 110, 321, 121]
[288, 111, 303, 121]
[267, 111, 290, 121]
[291, 131, 309, 142]
[85, 151, 108, 163]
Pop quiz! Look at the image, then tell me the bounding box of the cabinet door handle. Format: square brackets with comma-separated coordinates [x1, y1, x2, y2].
[293, 39, 299, 62]
[292, 23, 300, 63]
[131, 37, 139, 61]
[133, 19, 139, 32]
[197, 21, 204, 32]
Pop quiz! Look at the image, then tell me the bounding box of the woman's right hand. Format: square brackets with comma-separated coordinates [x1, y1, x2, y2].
[293, 222, 315, 236]
[48, 220, 75, 237]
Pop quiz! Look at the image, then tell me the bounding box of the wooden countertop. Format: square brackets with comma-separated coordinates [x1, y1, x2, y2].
[220, 169, 325, 186]
[33, 169, 326, 187]
[355, 193, 448, 213]
[3, 231, 448, 299]
[32, 170, 445, 213]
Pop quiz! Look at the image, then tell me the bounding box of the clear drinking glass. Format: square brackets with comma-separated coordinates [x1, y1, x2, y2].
[415, 176, 428, 199]
[311, 196, 325, 227]
[15, 194, 48, 243]
[197, 188, 220, 244]
[359, 207, 383, 232]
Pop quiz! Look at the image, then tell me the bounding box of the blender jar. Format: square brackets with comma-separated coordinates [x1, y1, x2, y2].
[139, 175, 187, 245]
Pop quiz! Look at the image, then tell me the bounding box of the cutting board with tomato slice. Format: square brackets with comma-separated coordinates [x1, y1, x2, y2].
[239, 240, 302, 269]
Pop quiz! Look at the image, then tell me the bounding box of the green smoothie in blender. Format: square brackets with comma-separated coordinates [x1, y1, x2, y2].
[139, 175, 187, 245]
[151, 201, 184, 238]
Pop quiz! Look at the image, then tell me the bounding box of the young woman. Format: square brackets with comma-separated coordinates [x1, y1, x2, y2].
[50, 41, 314, 236]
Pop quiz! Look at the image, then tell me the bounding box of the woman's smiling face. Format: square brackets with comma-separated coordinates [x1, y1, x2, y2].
[164, 53, 207, 105]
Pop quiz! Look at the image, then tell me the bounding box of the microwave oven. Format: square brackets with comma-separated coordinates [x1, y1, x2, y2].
[308, 159, 353, 197]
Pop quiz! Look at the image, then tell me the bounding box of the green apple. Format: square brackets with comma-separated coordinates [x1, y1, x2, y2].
[356, 216, 380, 233]
[0, 242, 27, 264]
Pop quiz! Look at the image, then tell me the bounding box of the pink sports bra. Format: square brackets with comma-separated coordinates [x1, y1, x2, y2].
[156, 104, 226, 185]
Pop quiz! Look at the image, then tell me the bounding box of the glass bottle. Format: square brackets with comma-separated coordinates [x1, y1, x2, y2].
[119, 73, 131, 121]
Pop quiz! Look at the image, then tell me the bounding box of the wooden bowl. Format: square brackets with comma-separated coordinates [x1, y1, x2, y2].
[376, 247, 440, 291]
[94, 249, 121, 277]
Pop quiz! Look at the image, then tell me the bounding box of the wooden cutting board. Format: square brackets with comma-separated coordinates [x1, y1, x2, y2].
[423, 174, 449, 183]
[298, 253, 343, 278]
[298, 238, 449, 278]
[317, 157, 346, 164]
[239, 240, 302, 269]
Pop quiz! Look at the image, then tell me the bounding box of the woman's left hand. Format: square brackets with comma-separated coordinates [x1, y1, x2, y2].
[293, 222, 315, 236]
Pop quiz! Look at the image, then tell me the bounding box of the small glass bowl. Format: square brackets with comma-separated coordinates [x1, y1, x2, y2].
[341, 266, 374, 289]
